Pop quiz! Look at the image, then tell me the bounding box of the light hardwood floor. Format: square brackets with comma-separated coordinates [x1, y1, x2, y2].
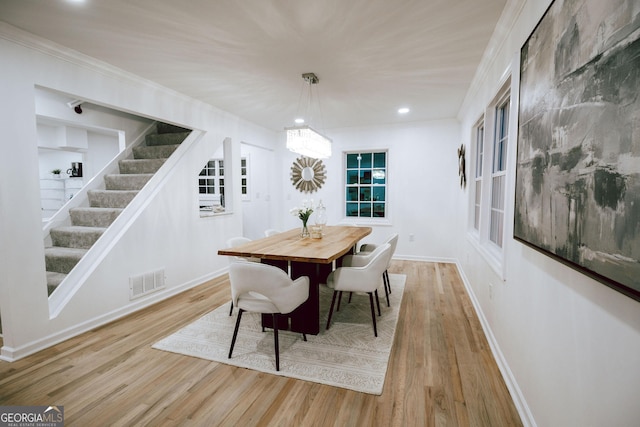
[0, 261, 523, 426]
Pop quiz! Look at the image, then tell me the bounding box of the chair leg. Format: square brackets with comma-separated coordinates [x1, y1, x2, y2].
[272, 314, 280, 371]
[326, 290, 338, 330]
[375, 289, 381, 316]
[383, 272, 390, 307]
[229, 308, 244, 359]
[348, 292, 353, 303]
[368, 293, 378, 337]
[302, 333, 307, 342]
[385, 270, 392, 294]
[229, 300, 234, 316]
[336, 291, 343, 311]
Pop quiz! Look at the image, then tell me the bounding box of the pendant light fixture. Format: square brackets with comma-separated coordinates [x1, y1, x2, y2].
[285, 72, 332, 159]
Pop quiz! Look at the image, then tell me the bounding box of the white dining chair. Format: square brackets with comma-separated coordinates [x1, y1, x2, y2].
[325, 243, 392, 337]
[225, 236, 260, 316]
[355, 233, 399, 306]
[228, 261, 309, 371]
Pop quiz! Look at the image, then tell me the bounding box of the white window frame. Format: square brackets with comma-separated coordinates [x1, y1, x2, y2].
[198, 138, 237, 216]
[240, 156, 250, 201]
[468, 75, 514, 279]
[473, 119, 484, 233]
[343, 150, 389, 222]
[489, 95, 510, 249]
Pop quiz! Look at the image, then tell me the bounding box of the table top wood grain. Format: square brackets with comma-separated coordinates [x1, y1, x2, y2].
[218, 225, 372, 264]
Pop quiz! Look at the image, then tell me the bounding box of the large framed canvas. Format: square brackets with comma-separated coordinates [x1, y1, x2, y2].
[514, 0, 640, 301]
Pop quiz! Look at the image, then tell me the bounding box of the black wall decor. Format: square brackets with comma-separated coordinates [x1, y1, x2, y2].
[514, 0, 640, 301]
[458, 144, 466, 188]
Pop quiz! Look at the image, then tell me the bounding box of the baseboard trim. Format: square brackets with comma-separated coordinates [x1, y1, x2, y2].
[0, 268, 227, 362]
[393, 254, 457, 264]
[454, 260, 536, 427]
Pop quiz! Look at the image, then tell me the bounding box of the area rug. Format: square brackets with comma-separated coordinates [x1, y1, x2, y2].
[152, 274, 406, 395]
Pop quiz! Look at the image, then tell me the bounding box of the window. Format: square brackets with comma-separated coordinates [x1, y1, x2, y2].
[474, 121, 484, 231]
[199, 160, 222, 196]
[240, 158, 248, 196]
[468, 77, 512, 277]
[490, 97, 509, 248]
[199, 155, 248, 212]
[345, 151, 387, 218]
[199, 159, 225, 209]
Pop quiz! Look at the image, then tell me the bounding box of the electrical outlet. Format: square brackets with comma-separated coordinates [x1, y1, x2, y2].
[409, 234, 415, 242]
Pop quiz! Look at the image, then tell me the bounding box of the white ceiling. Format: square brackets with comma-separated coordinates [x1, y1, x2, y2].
[0, 0, 507, 131]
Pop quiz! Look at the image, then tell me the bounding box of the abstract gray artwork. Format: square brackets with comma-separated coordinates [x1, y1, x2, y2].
[515, 0, 640, 300]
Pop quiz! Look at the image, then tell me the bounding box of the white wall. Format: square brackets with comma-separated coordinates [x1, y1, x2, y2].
[273, 120, 462, 261]
[3, 3, 639, 424]
[240, 142, 278, 240]
[456, 1, 640, 426]
[0, 23, 277, 359]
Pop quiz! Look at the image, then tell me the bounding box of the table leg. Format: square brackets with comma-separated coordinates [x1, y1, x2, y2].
[289, 262, 332, 335]
[260, 259, 332, 335]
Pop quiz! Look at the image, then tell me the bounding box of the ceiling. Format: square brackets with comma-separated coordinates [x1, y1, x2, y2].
[0, 0, 507, 132]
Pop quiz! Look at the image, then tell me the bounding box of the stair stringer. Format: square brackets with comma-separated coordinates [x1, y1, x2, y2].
[47, 129, 204, 319]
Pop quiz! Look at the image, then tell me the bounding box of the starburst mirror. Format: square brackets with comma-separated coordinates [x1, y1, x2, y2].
[290, 156, 326, 193]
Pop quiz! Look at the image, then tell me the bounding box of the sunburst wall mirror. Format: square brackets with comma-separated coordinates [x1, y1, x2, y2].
[290, 156, 326, 193]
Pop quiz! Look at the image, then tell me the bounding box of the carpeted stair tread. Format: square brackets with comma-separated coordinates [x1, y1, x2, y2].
[45, 247, 88, 274]
[70, 207, 123, 227]
[105, 174, 153, 190]
[46, 271, 67, 295]
[133, 144, 180, 159]
[145, 131, 190, 147]
[50, 226, 107, 249]
[157, 123, 190, 134]
[88, 189, 139, 208]
[118, 158, 166, 174]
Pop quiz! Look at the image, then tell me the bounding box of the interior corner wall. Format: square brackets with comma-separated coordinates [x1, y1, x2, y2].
[455, 1, 640, 426]
[0, 27, 277, 359]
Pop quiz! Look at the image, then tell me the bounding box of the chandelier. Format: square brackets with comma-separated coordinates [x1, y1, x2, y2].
[286, 73, 332, 159]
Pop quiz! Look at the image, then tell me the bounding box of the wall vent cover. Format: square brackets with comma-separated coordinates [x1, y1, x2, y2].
[129, 269, 165, 300]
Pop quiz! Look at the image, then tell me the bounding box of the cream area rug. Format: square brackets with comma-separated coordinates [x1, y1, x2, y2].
[153, 274, 406, 395]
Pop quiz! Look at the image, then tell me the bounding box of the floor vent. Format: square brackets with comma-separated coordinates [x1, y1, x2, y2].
[129, 269, 165, 300]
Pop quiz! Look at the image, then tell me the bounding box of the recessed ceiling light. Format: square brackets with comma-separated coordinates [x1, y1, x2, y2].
[398, 107, 410, 114]
[294, 118, 305, 124]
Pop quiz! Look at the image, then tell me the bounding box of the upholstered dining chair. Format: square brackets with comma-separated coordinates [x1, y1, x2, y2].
[340, 236, 396, 308]
[225, 237, 260, 316]
[264, 229, 280, 237]
[228, 261, 309, 371]
[356, 233, 398, 305]
[325, 243, 392, 337]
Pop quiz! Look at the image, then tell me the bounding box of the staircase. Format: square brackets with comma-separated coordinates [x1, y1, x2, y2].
[45, 123, 191, 295]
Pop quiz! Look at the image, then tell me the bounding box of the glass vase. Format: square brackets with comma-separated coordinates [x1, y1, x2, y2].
[314, 200, 327, 234]
[301, 221, 310, 238]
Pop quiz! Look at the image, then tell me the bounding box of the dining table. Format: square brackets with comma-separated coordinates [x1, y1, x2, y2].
[218, 225, 372, 335]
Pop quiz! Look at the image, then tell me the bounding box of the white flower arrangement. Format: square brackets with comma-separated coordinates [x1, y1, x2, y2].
[290, 199, 314, 224]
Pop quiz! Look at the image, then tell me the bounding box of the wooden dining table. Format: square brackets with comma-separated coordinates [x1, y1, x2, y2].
[218, 225, 372, 334]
